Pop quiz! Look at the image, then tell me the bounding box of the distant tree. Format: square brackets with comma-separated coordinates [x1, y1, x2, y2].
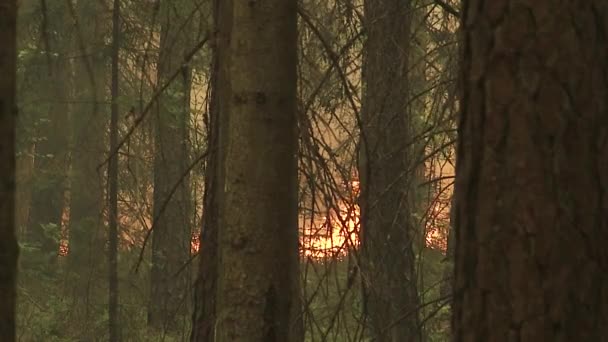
[453, 1, 608, 340]
[191, 0, 225, 340]
[108, 0, 121, 339]
[358, 0, 421, 340]
[0, 0, 19, 339]
[148, 0, 194, 331]
[26, 1, 71, 266]
[68, 0, 108, 269]
[214, 0, 303, 340]
[68, 0, 108, 316]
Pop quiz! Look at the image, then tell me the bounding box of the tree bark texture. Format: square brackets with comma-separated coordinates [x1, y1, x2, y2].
[453, 1, 608, 341]
[191, 0, 227, 340]
[215, 1, 303, 341]
[149, 1, 194, 331]
[359, 0, 421, 340]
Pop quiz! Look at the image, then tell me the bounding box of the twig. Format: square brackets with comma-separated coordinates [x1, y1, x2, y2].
[133, 149, 209, 273]
[434, 0, 460, 18]
[97, 33, 211, 172]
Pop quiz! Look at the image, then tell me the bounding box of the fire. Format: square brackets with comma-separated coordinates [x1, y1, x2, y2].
[300, 203, 360, 259]
[299, 178, 450, 258]
[191, 232, 200, 254]
[425, 202, 449, 251]
[59, 180, 448, 258]
[300, 180, 360, 259]
[58, 242, 69, 257]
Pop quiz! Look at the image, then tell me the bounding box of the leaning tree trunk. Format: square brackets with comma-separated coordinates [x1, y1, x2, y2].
[214, 1, 303, 341]
[358, 0, 421, 340]
[453, 1, 608, 341]
[148, 2, 194, 332]
[0, 1, 19, 339]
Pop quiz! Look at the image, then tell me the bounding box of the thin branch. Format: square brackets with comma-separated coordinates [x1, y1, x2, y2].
[97, 32, 211, 172]
[434, 0, 460, 18]
[133, 149, 209, 273]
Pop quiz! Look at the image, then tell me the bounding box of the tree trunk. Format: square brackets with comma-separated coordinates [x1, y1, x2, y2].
[190, 64, 220, 341]
[68, 0, 108, 283]
[358, 0, 421, 340]
[108, 0, 120, 339]
[191, 0, 227, 340]
[452, 1, 608, 341]
[214, 1, 303, 341]
[66, 0, 109, 331]
[148, 2, 194, 331]
[27, 3, 71, 265]
[0, 1, 19, 339]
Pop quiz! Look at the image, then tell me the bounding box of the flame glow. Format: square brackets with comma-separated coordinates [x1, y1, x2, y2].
[59, 179, 450, 258]
[299, 180, 360, 259]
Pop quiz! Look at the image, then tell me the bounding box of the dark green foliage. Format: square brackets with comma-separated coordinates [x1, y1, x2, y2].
[17, 249, 192, 341]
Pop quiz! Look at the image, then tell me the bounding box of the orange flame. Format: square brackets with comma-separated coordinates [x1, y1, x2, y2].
[300, 180, 360, 259]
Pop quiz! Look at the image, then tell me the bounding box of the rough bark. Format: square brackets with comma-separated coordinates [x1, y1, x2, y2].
[452, 1, 608, 341]
[214, 1, 303, 341]
[148, 2, 194, 331]
[358, 0, 421, 340]
[0, 1, 19, 339]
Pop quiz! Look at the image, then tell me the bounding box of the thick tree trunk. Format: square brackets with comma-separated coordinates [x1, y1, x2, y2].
[358, 0, 421, 341]
[214, 1, 303, 341]
[0, 1, 19, 339]
[148, 2, 194, 331]
[453, 1, 608, 341]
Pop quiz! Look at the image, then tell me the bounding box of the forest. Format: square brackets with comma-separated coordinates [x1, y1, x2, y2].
[1, 0, 607, 341]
